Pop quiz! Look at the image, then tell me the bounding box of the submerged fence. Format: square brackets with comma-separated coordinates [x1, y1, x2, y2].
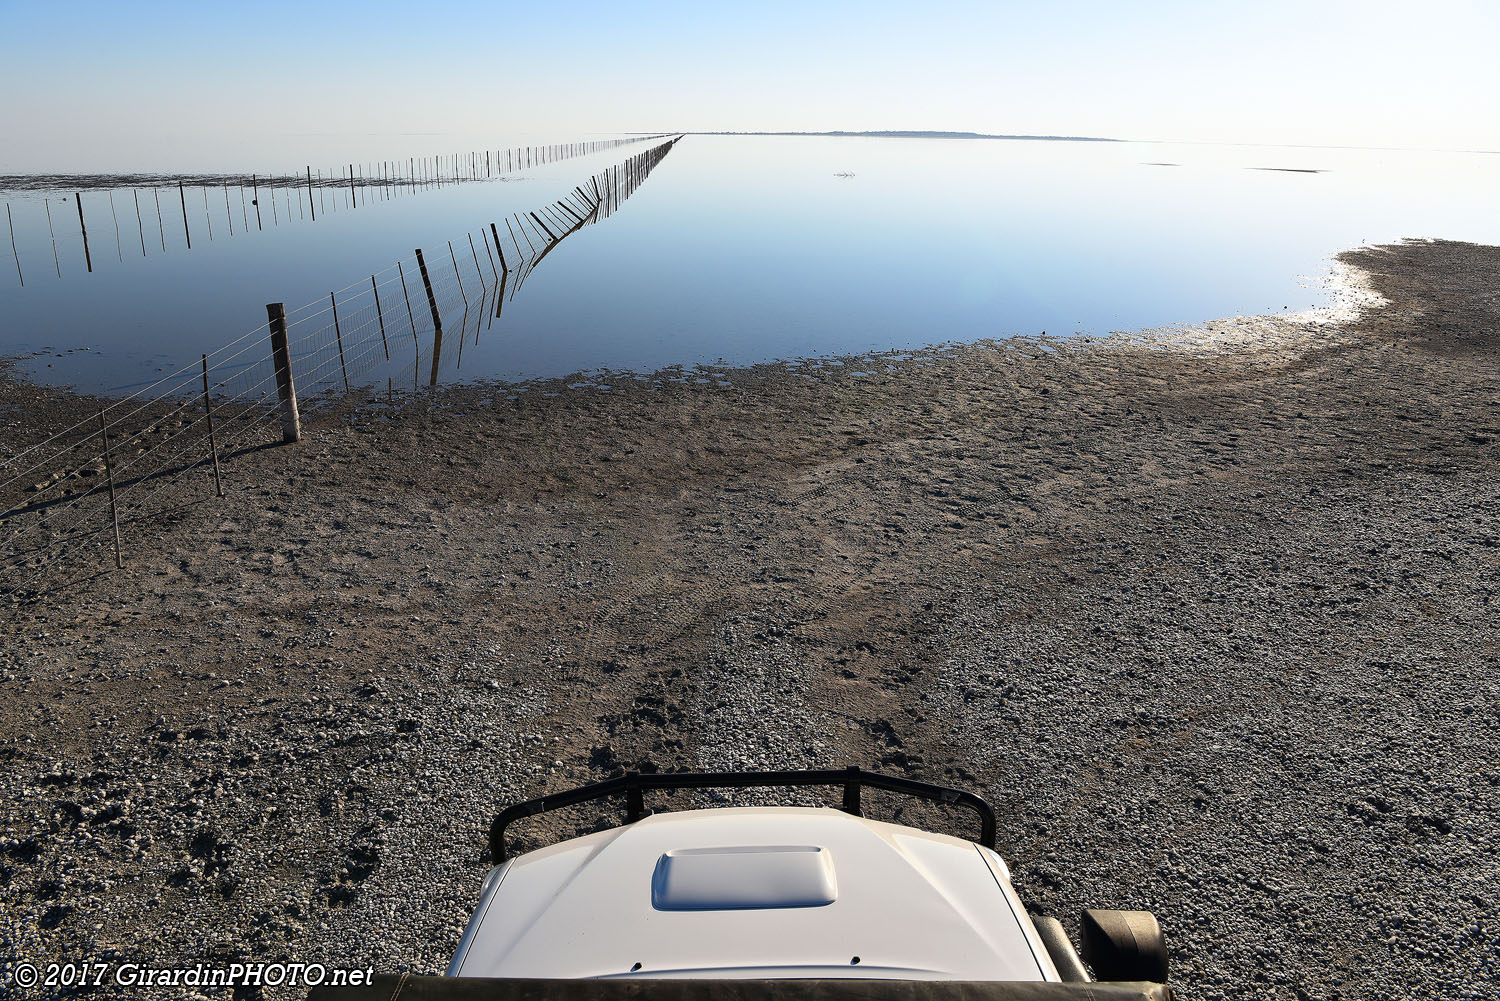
[1, 135, 672, 285]
[0, 137, 682, 603]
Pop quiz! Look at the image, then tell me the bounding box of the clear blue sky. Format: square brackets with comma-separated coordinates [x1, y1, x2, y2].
[2, 0, 1495, 171]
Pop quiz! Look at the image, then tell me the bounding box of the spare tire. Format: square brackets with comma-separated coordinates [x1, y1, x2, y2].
[1079, 909, 1168, 983]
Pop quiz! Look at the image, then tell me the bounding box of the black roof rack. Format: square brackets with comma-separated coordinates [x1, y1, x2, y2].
[488, 766, 997, 862]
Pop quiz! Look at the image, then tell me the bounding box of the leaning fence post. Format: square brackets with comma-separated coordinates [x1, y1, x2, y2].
[529, 211, 556, 242]
[98, 408, 123, 568]
[490, 223, 508, 273]
[266, 302, 301, 443]
[178, 181, 191, 249]
[415, 248, 443, 387]
[371, 275, 390, 360]
[201, 354, 224, 497]
[330, 292, 350, 393]
[75, 193, 93, 273]
[415, 248, 442, 333]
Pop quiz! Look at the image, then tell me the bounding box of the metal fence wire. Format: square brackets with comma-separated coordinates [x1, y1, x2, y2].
[0, 136, 682, 603]
[1, 135, 673, 284]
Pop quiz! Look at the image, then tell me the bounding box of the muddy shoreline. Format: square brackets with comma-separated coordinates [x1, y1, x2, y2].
[1, 239, 1498, 1000]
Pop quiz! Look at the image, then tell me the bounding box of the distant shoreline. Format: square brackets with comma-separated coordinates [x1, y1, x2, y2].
[688, 130, 1120, 142]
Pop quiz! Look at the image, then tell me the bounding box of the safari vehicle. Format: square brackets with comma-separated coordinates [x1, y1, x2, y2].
[313, 768, 1169, 1000]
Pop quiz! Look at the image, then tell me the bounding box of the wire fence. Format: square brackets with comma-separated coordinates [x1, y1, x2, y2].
[0, 135, 673, 286]
[0, 136, 682, 603]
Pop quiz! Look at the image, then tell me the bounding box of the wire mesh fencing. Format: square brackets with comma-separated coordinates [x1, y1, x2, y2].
[0, 137, 683, 603]
[1, 135, 674, 285]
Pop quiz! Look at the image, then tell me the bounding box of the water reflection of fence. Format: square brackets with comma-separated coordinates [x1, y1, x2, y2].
[0, 137, 681, 603]
[0, 135, 671, 284]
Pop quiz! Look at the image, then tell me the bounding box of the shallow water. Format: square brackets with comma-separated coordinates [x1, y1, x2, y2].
[1, 135, 1495, 395]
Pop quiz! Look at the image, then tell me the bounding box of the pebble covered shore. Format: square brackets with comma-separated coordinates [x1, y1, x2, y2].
[1, 239, 1497, 1000]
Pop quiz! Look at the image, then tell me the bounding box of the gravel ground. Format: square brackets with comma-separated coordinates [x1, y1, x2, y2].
[0, 238, 1497, 1000]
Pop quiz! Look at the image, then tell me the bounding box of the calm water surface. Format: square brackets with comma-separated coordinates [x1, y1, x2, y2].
[1, 136, 1495, 394]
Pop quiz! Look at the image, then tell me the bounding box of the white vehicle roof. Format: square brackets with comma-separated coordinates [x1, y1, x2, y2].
[449, 805, 1059, 982]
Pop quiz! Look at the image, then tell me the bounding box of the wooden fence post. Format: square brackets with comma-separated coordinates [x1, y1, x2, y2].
[330, 292, 350, 393]
[529, 211, 556, 242]
[266, 302, 301, 443]
[415, 248, 443, 386]
[201, 354, 224, 497]
[178, 182, 191, 249]
[490, 223, 508, 273]
[371, 275, 390, 360]
[415, 248, 442, 333]
[75, 193, 93, 272]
